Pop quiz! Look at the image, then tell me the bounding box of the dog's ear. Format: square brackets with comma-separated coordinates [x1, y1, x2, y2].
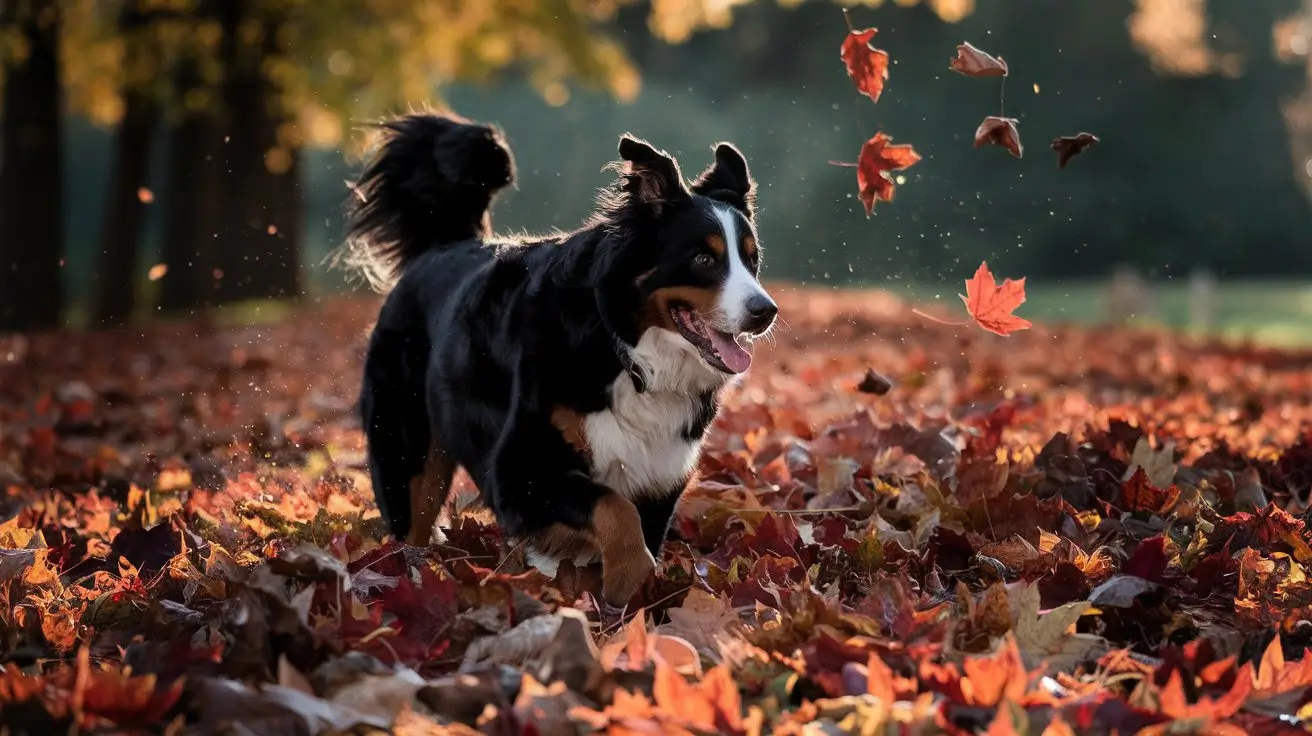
[691, 142, 756, 219]
[615, 135, 689, 215]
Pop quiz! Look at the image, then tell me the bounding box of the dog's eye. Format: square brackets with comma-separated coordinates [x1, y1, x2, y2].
[693, 253, 715, 268]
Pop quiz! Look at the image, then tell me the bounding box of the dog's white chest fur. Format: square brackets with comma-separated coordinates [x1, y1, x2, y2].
[582, 328, 725, 500]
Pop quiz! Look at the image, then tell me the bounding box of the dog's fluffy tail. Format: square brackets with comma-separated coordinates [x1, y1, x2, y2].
[335, 112, 515, 291]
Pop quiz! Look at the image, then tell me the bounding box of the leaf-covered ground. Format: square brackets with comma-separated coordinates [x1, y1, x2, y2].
[4, 286, 1312, 734]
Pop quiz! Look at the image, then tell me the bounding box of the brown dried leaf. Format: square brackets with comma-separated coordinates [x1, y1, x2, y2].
[1050, 132, 1099, 168]
[950, 41, 1009, 77]
[974, 116, 1023, 159]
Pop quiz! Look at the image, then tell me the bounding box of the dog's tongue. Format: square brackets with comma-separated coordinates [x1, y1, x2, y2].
[709, 331, 751, 373]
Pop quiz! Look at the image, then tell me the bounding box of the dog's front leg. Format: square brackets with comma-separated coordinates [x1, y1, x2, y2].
[487, 414, 655, 606]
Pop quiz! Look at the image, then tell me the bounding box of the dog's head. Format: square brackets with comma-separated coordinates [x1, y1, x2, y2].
[597, 136, 777, 377]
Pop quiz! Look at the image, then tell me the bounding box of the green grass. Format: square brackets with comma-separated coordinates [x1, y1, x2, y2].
[882, 279, 1312, 348]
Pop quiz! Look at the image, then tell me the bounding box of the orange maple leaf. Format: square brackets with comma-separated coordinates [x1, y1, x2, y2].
[652, 660, 744, 734]
[854, 133, 921, 216]
[841, 28, 890, 103]
[960, 261, 1032, 336]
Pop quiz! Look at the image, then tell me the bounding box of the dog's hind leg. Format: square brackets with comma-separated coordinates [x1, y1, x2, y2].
[361, 325, 432, 542]
[406, 437, 456, 546]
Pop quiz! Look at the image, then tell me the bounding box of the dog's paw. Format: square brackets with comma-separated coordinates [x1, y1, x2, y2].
[600, 546, 656, 607]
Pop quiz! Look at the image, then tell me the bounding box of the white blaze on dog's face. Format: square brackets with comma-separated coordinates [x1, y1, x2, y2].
[635, 197, 777, 377]
[711, 204, 775, 338]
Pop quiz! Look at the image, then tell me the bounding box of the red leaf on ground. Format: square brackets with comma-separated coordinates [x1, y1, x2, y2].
[841, 28, 890, 103]
[1123, 536, 1169, 583]
[855, 133, 922, 216]
[960, 261, 1033, 336]
[1121, 469, 1180, 516]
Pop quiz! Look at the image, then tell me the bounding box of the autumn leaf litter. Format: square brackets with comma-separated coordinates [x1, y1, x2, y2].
[4, 288, 1312, 733]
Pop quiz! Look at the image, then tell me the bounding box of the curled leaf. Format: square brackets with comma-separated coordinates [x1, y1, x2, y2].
[974, 117, 1023, 159]
[950, 42, 1009, 78]
[1051, 132, 1099, 168]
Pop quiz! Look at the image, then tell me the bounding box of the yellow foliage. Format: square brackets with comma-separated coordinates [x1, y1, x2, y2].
[14, 0, 988, 143]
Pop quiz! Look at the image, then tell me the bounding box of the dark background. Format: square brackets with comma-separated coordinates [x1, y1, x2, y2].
[3, 0, 1311, 331]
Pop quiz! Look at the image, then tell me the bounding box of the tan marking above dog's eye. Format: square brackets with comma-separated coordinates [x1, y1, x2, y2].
[705, 234, 727, 257]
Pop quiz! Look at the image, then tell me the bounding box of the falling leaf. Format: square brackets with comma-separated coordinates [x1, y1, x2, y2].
[1051, 133, 1099, 168]
[960, 261, 1033, 336]
[147, 264, 169, 282]
[975, 116, 1023, 158]
[949, 42, 1009, 78]
[855, 132, 922, 216]
[841, 28, 890, 103]
[136, 187, 154, 203]
[856, 369, 893, 395]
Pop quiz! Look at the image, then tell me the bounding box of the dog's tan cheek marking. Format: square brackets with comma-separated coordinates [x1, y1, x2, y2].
[645, 286, 719, 330]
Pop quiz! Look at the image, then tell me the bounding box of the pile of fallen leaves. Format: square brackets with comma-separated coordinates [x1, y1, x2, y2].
[3, 287, 1312, 735]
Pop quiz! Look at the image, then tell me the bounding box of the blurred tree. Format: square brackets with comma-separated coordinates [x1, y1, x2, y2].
[3, 0, 980, 327]
[62, 0, 656, 316]
[0, 0, 64, 331]
[158, 2, 222, 313]
[90, 1, 168, 326]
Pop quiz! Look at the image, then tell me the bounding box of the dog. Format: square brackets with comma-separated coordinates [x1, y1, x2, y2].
[342, 112, 777, 606]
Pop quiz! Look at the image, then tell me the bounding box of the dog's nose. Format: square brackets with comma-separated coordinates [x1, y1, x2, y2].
[743, 294, 778, 334]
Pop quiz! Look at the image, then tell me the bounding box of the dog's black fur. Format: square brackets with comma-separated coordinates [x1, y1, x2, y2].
[345, 111, 776, 604]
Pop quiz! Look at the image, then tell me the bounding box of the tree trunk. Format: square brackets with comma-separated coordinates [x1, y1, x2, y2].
[212, 1, 302, 305]
[91, 9, 160, 328]
[0, 0, 63, 332]
[159, 63, 223, 314]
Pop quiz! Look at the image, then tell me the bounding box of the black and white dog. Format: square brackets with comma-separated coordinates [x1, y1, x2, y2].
[344, 112, 776, 605]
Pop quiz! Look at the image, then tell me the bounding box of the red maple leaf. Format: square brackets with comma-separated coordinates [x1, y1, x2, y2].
[841, 28, 890, 103]
[961, 261, 1033, 336]
[854, 133, 921, 216]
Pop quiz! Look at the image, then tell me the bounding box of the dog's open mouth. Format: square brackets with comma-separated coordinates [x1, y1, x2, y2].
[670, 306, 751, 374]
